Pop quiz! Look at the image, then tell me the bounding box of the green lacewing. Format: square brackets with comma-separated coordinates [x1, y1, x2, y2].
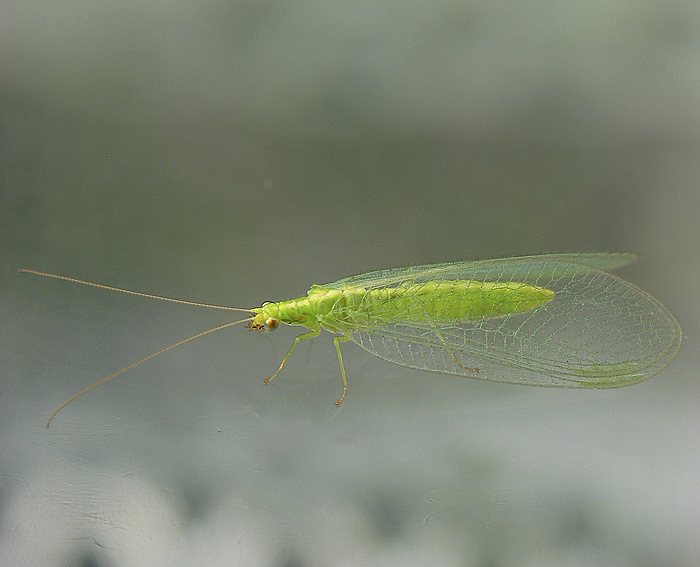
[20, 253, 681, 427]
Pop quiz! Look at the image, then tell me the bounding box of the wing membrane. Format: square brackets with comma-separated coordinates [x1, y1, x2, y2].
[335, 255, 679, 387]
[322, 253, 639, 291]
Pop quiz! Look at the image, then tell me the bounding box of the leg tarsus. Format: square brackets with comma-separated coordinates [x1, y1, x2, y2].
[452, 357, 480, 374]
[263, 329, 320, 385]
[333, 335, 352, 406]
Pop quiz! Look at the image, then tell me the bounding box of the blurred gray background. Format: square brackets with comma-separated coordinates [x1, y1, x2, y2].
[2, 2, 698, 566]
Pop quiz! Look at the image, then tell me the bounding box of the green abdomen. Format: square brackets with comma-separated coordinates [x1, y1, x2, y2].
[319, 280, 554, 330]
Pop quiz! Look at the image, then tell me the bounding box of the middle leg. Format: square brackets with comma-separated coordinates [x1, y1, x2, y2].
[332, 334, 353, 406]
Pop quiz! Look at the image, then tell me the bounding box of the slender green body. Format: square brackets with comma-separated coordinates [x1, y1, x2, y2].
[21, 253, 682, 424]
[247, 253, 679, 399]
[251, 280, 555, 334]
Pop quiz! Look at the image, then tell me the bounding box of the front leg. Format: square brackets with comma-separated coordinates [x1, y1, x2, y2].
[263, 329, 321, 385]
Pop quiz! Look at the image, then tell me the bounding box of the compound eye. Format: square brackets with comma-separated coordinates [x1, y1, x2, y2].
[264, 317, 280, 331]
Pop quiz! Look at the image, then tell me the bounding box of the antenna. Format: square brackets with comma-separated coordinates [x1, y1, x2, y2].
[19, 269, 252, 313]
[46, 317, 252, 427]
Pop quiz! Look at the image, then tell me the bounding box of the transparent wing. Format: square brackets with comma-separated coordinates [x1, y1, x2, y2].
[322, 253, 639, 291]
[345, 256, 680, 387]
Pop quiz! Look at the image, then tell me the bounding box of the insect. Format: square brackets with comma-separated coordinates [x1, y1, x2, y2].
[20, 253, 681, 427]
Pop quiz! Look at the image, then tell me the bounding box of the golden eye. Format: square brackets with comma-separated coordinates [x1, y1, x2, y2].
[264, 317, 280, 331]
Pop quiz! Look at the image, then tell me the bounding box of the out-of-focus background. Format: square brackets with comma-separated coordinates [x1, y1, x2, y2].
[2, 2, 698, 566]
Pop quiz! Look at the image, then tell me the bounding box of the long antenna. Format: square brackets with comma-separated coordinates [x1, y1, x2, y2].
[19, 269, 252, 313]
[46, 317, 252, 428]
